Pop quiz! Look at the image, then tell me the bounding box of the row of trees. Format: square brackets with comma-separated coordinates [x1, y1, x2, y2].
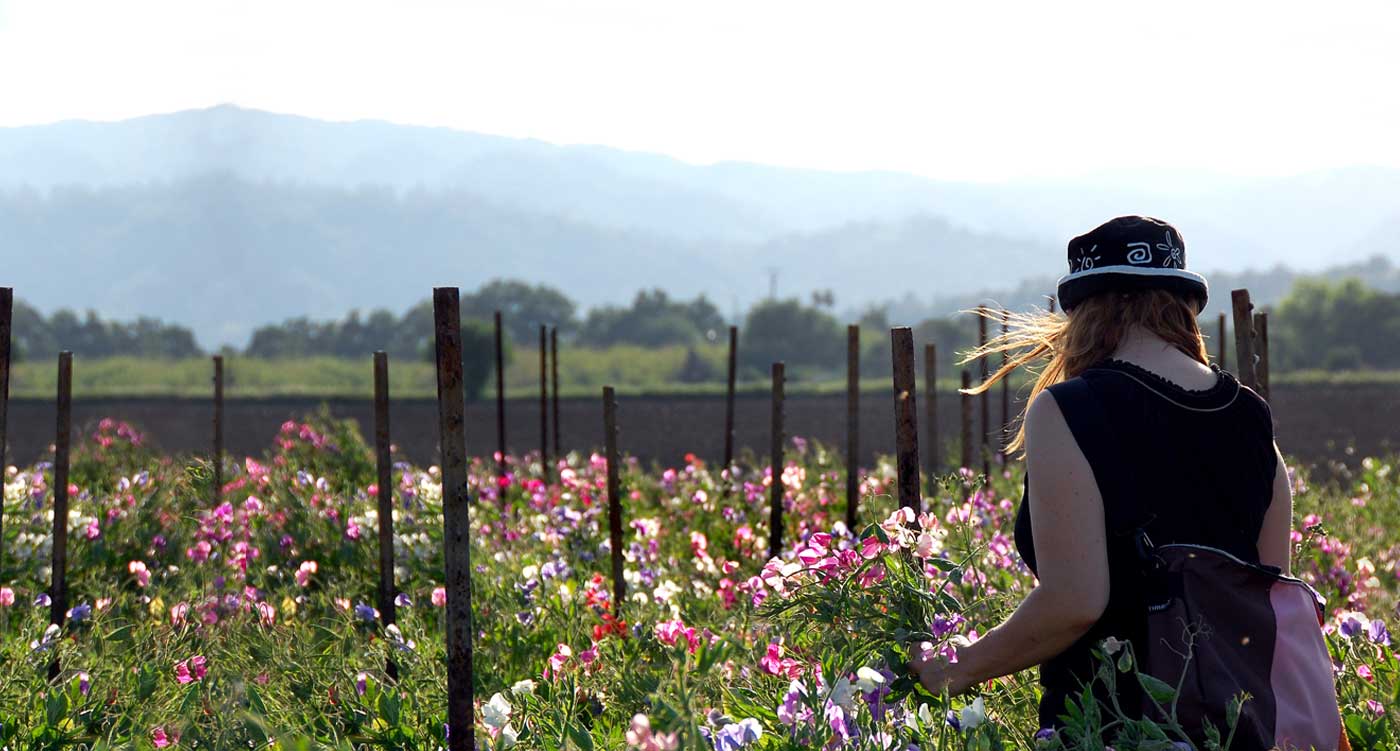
[11, 276, 1400, 388]
[10, 302, 201, 361]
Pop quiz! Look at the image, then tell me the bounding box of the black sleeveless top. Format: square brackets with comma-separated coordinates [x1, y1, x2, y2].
[1013, 358, 1277, 730]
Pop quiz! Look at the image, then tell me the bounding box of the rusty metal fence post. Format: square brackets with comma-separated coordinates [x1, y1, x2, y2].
[845, 325, 860, 530]
[49, 351, 72, 679]
[890, 328, 921, 511]
[0, 288, 10, 575]
[768, 362, 784, 560]
[723, 326, 737, 470]
[433, 289, 475, 751]
[1254, 311, 1270, 402]
[212, 355, 223, 504]
[373, 351, 398, 680]
[924, 343, 938, 488]
[1231, 289, 1258, 392]
[960, 370, 974, 471]
[603, 386, 625, 608]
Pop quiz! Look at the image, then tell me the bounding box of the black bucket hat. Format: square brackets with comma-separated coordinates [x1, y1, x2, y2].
[1056, 215, 1208, 313]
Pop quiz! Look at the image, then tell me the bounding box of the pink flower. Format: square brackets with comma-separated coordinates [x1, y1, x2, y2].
[186, 540, 211, 564]
[152, 727, 172, 748]
[545, 643, 572, 678]
[579, 646, 599, 665]
[174, 655, 207, 684]
[295, 560, 317, 587]
[84, 520, 101, 540]
[0, 587, 14, 607]
[627, 714, 679, 751]
[859, 536, 884, 560]
[857, 563, 886, 588]
[174, 661, 193, 684]
[256, 602, 276, 625]
[760, 642, 784, 675]
[170, 602, 190, 626]
[1357, 664, 1374, 682]
[431, 587, 447, 607]
[128, 561, 150, 587]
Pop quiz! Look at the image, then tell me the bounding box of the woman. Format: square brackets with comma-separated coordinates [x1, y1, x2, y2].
[909, 216, 1296, 736]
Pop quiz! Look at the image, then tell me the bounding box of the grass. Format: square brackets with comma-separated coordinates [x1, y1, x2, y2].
[7, 353, 1399, 399]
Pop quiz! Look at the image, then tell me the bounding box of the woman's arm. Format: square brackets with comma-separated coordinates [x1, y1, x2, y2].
[1257, 443, 1293, 574]
[911, 390, 1111, 694]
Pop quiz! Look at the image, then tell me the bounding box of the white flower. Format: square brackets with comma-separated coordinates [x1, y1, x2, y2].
[511, 679, 536, 696]
[828, 677, 856, 712]
[499, 723, 519, 748]
[521, 564, 539, 580]
[1102, 636, 1126, 655]
[854, 667, 886, 693]
[482, 692, 512, 730]
[960, 696, 986, 730]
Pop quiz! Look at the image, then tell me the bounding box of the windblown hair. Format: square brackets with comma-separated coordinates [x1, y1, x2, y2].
[963, 289, 1210, 455]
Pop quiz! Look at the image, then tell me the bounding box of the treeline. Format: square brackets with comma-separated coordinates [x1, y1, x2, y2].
[11, 274, 1400, 399]
[10, 302, 201, 360]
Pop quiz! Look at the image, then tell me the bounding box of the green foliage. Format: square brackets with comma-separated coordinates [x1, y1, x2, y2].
[460, 280, 577, 344]
[741, 298, 843, 374]
[11, 300, 201, 362]
[578, 289, 725, 348]
[1273, 277, 1400, 371]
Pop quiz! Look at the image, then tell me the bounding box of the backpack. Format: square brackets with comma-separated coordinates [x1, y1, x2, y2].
[1063, 373, 1344, 751]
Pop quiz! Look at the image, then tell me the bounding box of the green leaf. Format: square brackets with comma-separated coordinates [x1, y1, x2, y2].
[137, 665, 157, 702]
[566, 722, 596, 751]
[1137, 673, 1177, 704]
[179, 684, 201, 715]
[46, 691, 69, 727]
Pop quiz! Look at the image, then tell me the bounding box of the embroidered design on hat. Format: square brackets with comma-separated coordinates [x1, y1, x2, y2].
[1072, 244, 1101, 273]
[1157, 230, 1183, 268]
[1125, 242, 1153, 265]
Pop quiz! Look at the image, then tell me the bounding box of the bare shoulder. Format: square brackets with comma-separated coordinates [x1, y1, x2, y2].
[1023, 388, 1070, 448]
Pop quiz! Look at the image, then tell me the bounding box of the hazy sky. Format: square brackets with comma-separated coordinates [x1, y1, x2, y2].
[1, 0, 1397, 181]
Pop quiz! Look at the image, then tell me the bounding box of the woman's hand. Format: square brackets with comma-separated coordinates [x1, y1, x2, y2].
[908, 641, 976, 697]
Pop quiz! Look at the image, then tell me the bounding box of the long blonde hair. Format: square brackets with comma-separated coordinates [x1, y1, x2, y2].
[962, 290, 1210, 454]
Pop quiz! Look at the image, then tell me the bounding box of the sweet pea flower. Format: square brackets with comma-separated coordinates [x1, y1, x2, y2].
[959, 696, 987, 730]
[129, 560, 151, 587]
[66, 602, 92, 622]
[0, 587, 13, 607]
[152, 727, 172, 748]
[482, 692, 513, 733]
[545, 643, 572, 678]
[854, 666, 886, 693]
[431, 587, 447, 607]
[1367, 619, 1391, 646]
[627, 714, 679, 751]
[353, 603, 379, 623]
[294, 560, 318, 587]
[511, 679, 536, 696]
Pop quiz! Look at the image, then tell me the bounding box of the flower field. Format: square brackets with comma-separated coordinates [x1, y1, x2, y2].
[1, 414, 1397, 750]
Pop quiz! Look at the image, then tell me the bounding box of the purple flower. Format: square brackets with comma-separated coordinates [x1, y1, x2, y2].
[394, 593, 412, 608]
[34, 593, 51, 608]
[1035, 728, 1057, 741]
[1340, 613, 1367, 638]
[711, 718, 763, 750]
[66, 603, 92, 622]
[355, 672, 368, 695]
[945, 710, 961, 731]
[78, 672, 91, 695]
[354, 603, 379, 623]
[1368, 619, 1391, 647]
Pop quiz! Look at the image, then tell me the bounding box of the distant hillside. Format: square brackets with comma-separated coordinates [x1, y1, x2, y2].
[0, 176, 1048, 347]
[2, 106, 1399, 346]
